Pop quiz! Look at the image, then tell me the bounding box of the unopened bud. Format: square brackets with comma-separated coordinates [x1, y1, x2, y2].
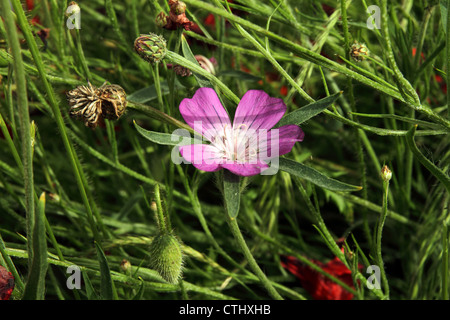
[156, 12, 169, 28]
[148, 233, 183, 284]
[350, 41, 370, 62]
[66, 1, 81, 17]
[171, 1, 186, 15]
[381, 165, 392, 182]
[134, 33, 167, 64]
[195, 55, 216, 75]
[120, 259, 132, 273]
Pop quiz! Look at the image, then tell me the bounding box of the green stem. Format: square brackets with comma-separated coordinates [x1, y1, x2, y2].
[443, 222, 449, 300]
[154, 184, 167, 234]
[8, 0, 102, 242]
[176, 166, 253, 276]
[1, 0, 35, 263]
[405, 125, 450, 193]
[447, 0, 450, 119]
[376, 176, 391, 299]
[226, 216, 283, 300]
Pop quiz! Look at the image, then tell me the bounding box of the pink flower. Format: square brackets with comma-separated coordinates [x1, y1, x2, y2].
[178, 88, 304, 176]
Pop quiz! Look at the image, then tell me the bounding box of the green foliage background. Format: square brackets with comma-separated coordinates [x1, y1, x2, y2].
[0, 0, 449, 300]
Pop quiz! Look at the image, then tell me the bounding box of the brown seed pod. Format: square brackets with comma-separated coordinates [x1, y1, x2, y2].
[98, 84, 127, 120]
[66, 82, 127, 128]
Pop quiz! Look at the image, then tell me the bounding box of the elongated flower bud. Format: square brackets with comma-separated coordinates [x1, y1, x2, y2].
[381, 165, 392, 182]
[148, 233, 183, 284]
[134, 33, 167, 64]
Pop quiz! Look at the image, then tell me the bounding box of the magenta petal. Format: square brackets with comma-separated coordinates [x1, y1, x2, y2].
[257, 125, 304, 160]
[233, 90, 286, 131]
[179, 87, 231, 142]
[179, 144, 222, 172]
[222, 161, 269, 177]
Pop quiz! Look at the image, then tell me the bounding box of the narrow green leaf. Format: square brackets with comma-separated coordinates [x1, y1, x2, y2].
[278, 158, 362, 192]
[132, 278, 145, 300]
[405, 125, 450, 193]
[441, 0, 448, 32]
[134, 121, 201, 146]
[276, 92, 342, 128]
[22, 193, 48, 300]
[95, 242, 115, 300]
[223, 171, 241, 219]
[217, 70, 262, 82]
[82, 270, 99, 300]
[127, 82, 170, 103]
[350, 112, 443, 129]
[181, 34, 211, 88]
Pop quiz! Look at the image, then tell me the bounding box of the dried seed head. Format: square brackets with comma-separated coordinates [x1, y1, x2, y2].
[98, 84, 127, 120]
[67, 82, 127, 128]
[350, 41, 369, 62]
[173, 65, 192, 77]
[148, 233, 184, 284]
[134, 33, 167, 64]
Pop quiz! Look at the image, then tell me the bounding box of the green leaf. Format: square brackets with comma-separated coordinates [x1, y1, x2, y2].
[127, 82, 170, 103]
[181, 34, 211, 88]
[132, 278, 145, 300]
[441, 0, 448, 32]
[217, 70, 262, 82]
[82, 270, 99, 300]
[405, 125, 450, 193]
[276, 92, 342, 128]
[223, 171, 241, 219]
[134, 121, 201, 146]
[95, 242, 116, 300]
[278, 158, 362, 192]
[22, 193, 48, 300]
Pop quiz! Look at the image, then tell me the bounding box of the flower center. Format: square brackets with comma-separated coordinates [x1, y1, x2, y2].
[211, 124, 259, 163]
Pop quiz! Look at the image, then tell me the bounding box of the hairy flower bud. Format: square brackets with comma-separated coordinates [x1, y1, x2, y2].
[381, 165, 392, 182]
[156, 12, 169, 28]
[134, 33, 167, 64]
[172, 1, 186, 15]
[350, 41, 370, 62]
[148, 233, 184, 284]
[120, 259, 132, 273]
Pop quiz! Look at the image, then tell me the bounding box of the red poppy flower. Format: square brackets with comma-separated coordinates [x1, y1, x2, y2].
[281, 254, 358, 300]
[0, 266, 14, 300]
[26, 0, 41, 25]
[279, 85, 288, 96]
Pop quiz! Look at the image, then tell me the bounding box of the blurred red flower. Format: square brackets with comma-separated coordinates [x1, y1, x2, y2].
[281, 254, 358, 300]
[0, 266, 14, 300]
